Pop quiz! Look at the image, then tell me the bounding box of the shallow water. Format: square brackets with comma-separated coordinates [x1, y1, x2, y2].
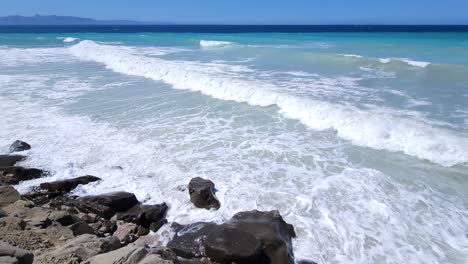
[0, 32, 467, 263]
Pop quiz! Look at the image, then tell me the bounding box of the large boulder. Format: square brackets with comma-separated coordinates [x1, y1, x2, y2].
[0, 167, 45, 185]
[73, 192, 139, 219]
[0, 185, 21, 207]
[39, 175, 101, 193]
[84, 246, 174, 264]
[167, 210, 296, 264]
[35, 234, 121, 264]
[116, 203, 168, 228]
[0, 242, 33, 264]
[188, 177, 220, 210]
[9, 140, 31, 153]
[0, 155, 26, 167]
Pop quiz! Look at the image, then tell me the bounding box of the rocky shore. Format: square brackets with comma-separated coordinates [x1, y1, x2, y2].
[1, 140, 316, 264]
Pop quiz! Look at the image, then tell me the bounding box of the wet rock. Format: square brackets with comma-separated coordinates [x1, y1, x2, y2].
[0, 155, 26, 167]
[117, 203, 168, 227]
[69, 222, 96, 236]
[0, 167, 45, 185]
[205, 225, 264, 264]
[9, 140, 31, 153]
[0, 241, 34, 264]
[297, 260, 318, 264]
[39, 175, 101, 193]
[75, 192, 139, 219]
[188, 177, 220, 210]
[149, 219, 168, 232]
[84, 246, 174, 264]
[0, 185, 21, 207]
[36, 234, 120, 264]
[167, 210, 296, 264]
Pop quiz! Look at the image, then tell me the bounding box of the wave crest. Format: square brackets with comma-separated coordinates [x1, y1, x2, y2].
[200, 40, 234, 47]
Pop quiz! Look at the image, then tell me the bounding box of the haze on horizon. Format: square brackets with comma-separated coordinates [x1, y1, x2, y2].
[1, 0, 468, 25]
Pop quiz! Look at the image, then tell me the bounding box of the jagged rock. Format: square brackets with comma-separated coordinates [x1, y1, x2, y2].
[167, 210, 296, 264]
[48, 210, 82, 226]
[114, 221, 139, 243]
[83, 246, 174, 264]
[0, 185, 21, 207]
[0, 242, 33, 264]
[149, 218, 168, 232]
[94, 219, 117, 235]
[69, 222, 96, 236]
[188, 177, 220, 210]
[9, 140, 31, 153]
[0, 167, 45, 185]
[116, 203, 168, 228]
[74, 192, 139, 219]
[35, 234, 120, 264]
[39, 175, 101, 193]
[0, 155, 26, 167]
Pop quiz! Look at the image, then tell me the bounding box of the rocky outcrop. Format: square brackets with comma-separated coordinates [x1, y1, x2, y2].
[9, 140, 31, 153]
[39, 175, 101, 193]
[188, 177, 220, 210]
[168, 210, 296, 264]
[0, 241, 33, 264]
[74, 192, 139, 219]
[116, 203, 168, 228]
[84, 246, 175, 264]
[0, 185, 21, 207]
[0, 155, 26, 167]
[0, 166, 45, 185]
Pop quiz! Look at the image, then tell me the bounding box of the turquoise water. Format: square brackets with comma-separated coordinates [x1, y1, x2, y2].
[0, 32, 467, 263]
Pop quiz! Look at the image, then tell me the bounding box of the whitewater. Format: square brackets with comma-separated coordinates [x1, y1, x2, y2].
[0, 32, 467, 264]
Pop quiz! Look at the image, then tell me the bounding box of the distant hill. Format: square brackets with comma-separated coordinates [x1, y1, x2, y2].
[0, 15, 168, 25]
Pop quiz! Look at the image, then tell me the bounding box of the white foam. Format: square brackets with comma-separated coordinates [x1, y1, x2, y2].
[380, 58, 431, 68]
[200, 40, 234, 47]
[62, 37, 79, 43]
[69, 40, 468, 166]
[340, 54, 363, 58]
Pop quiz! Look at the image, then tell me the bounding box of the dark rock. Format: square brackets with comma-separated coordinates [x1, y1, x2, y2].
[0, 185, 21, 207]
[95, 219, 117, 235]
[188, 177, 220, 210]
[69, 222, 96, 236]
[116, 203, 168, 228]
[73, 192, 139, 219]
[48, 211, 82, 226]
[0, 241, 34, 264]
[297, 260, 318, 264]
[72, 199, 116, 219]
[149, 218, 168, 232]
[9, 140, 31, 153]
[0, 167, 45, 185]
[0, 155, 26, 167]
[205, 226, 264, 264]
[99, 236, 121, 252]
[39, 175, 101, 193]
[167, 210, 296, 264]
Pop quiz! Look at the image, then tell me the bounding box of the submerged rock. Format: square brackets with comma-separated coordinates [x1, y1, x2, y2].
[0, 167, 45, 185]
[188, 177, 220, 210]
[0, 185, 21, 207]
[167, 210, 296, 264]
[0, 155, 26, 167]
[39, 175, 101, 193]
[9, 140, 31, 153]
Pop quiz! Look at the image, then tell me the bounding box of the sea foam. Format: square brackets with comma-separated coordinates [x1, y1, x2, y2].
[200, 40, 234, 47]
[69, 40, 468, 166]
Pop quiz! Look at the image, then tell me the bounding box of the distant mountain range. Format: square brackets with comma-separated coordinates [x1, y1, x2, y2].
[0, 15, 169, 25]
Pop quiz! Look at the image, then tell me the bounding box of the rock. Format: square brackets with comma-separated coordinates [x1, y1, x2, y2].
[75, 192, 139, 219]
[0, 208, 7, 218]
[39, 175, 101, 193]
[116, 203, 168, 227]
[0, 217, 26, 230]
[0, 256, 18, 264]
[20, 207, 53, 228]
[149, 219, 168, 232]
[100, 236, 121, 252]
[36, 234, 120, 264]
[114, 221, 139, 243]
[167, 210, 296, 264]
[95, 219, 117, 235]
[48, 210, 82, 226]
[0, 242, 33, 264]
[297, 260, 318, 264]
[83, 246, 174, 264]
[0, 167, 45, 185]
[0, 155, 26, 167]
[205, 226, 264, 264]
[69, 222, 95, 236]
[9, 140, 31, 153]
[0, 185, 21, 207]
[188, 177, 220, 210]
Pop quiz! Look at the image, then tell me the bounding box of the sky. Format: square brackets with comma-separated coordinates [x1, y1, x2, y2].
[1, 0, 468, 25]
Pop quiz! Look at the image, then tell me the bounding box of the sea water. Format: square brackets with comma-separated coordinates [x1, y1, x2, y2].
[0, 29, 467, 264]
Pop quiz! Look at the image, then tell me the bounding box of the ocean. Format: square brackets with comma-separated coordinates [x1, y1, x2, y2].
[0, 26, 467, 263]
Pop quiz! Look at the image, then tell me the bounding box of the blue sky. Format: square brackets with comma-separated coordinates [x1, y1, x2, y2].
[1, 0, 468, 24]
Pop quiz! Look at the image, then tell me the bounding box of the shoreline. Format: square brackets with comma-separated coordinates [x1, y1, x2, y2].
[1, 140, 315, 264]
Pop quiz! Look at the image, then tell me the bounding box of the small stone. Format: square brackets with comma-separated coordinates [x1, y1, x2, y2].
[9, 140, 32, 153]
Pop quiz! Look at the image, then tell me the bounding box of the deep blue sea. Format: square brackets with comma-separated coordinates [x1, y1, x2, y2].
[0, 26, 467, 263]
